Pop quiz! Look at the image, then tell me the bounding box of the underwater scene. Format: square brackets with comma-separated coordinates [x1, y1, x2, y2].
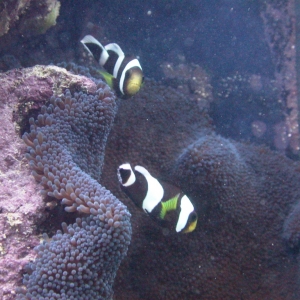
[0, 0, 300, 299]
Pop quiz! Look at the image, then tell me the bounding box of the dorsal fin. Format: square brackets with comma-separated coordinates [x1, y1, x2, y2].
[80, 35, 109, 65]
[104, 43, 125, 57]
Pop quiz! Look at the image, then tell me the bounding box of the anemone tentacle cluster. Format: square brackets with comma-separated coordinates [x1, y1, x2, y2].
[15, 63, 300, 299]
[99, 77, 300, 299]
[18, 85, 131, 299]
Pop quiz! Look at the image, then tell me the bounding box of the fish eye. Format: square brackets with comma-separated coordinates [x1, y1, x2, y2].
[190, 212, 197, 222]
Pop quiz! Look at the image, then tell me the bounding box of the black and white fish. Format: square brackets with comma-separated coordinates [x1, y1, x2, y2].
[117, 163, 198, 233]
[80, 35, 143, 98]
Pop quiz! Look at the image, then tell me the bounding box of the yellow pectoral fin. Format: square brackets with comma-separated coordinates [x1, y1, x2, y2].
[183, 219, 198, 233]
[160, 194, 179, 219]
[97, 70, 115, 89]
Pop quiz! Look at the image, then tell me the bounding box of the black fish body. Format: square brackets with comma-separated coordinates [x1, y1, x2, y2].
[118, 163, 197, 233]
[81, 35, 143, 98]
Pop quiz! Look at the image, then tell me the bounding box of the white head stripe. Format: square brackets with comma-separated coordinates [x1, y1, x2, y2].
[80, 35, 109, 66]
[176, 195, 194, 232]
[134, 166, 163, 213]
[118, 163, 136, 187]
[99, 51, 109, 66]
[119, 59, 142, 95]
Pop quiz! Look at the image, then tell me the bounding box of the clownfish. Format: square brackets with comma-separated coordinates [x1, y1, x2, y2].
[117, 163, 198, 233]
[80, 35, 143, 98]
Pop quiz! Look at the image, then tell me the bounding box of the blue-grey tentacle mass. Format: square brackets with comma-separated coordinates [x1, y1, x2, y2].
[19, 84, 131, 299]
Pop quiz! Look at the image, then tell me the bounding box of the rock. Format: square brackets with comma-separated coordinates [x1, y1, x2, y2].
[0, 65, 98, 299]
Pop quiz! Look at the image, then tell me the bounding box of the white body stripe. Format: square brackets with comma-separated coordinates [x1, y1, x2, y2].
[105, 43, 125, 78]
[118, 163, 136, 187]
[100, 51, 109, 66]
[113, 54, 125, 79]
[119, 59, 142, 95]
[105, 43, 125, 57]
[135, 166, 163, 213]
[176, 195, 194, 232]
[80, 35, 109, 66]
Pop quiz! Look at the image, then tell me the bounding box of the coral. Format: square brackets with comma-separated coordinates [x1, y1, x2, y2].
[18, 0, 61, 36]
[2, 65, 98, 134]
[57, 62, 104, 82]
[2, 62, 300, 298]
[283, 200, 300, 250]
[0, 0, 61, 37]
[261, 0, 298, 154]
[20, 214, 130, 299]
[101, 78, 213, 184]
[0, 0, 29, 37]
[22, 87, 116, 195]
[17, 83, 131, 298]
[0, 65, 93, 299]
[0, 65, 125, 299]
[100, 78, 300, 298]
